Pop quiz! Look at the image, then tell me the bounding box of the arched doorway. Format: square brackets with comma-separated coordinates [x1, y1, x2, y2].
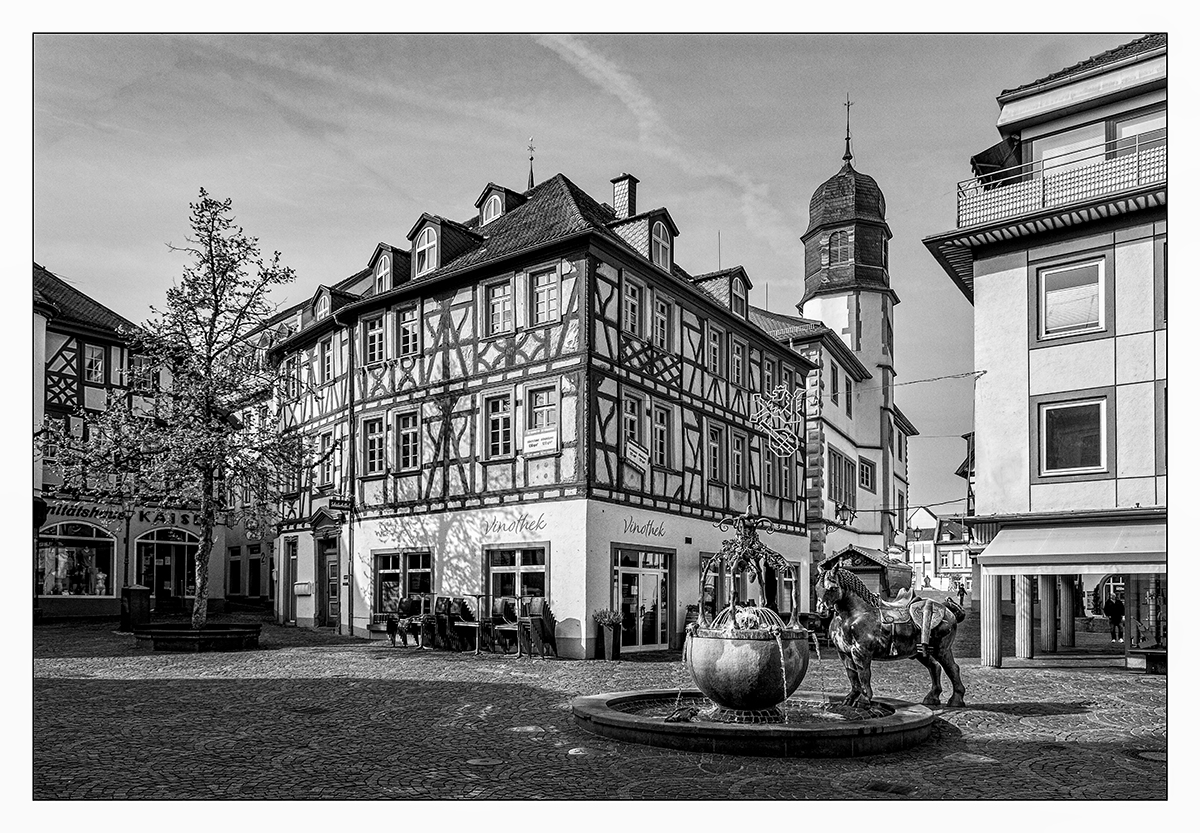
[135, 528, 200, 605]
[37, 522, 116, 597]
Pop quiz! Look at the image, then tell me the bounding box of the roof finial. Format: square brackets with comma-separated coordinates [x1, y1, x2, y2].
[528, 137, 536, 190]
[843, 94, 853, 163]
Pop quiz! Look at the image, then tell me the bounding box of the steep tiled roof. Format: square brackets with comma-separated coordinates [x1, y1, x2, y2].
[33, 262, 135, 336]
[747, 305, 824, 341]
[1001, 34, 1165, 97]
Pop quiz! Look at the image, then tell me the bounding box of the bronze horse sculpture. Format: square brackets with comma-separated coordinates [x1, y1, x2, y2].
[816, 565, 967, 710]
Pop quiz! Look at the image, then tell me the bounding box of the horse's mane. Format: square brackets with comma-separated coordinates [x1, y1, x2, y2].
[831, 568, 881, 608]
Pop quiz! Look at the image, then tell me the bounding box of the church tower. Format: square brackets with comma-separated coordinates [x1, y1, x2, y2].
[799, 108, 907, 553]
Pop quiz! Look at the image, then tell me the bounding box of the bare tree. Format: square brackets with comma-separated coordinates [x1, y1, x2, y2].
[46, 189, 300, 628]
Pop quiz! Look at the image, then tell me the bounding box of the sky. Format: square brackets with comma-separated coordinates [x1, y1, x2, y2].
[33, 32, 1141, 517]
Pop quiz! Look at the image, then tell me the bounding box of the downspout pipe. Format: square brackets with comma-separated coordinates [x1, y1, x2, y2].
[334, 310, 357, 637]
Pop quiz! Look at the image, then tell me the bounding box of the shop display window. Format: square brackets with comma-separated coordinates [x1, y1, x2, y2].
[37, 523, 115, 596]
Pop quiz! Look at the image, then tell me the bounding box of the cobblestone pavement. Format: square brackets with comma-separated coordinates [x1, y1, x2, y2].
[34, 618, 1165, 800]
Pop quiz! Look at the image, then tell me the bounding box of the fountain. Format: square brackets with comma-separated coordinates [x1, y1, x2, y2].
[572, 509, 936, 757]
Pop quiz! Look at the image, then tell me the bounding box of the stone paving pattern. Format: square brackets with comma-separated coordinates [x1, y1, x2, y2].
[34, 615, 1165, 800]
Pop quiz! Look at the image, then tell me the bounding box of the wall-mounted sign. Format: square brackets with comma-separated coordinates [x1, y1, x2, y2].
[327, 495, 353, 511]
[626, 440, 650, 472]
[522, 426, 559, 456]
[623, 515, 666, 537]
[482, 513, 548, 535]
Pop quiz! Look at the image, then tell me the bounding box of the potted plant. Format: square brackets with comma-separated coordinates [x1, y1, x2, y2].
[593, 609, 624, 661]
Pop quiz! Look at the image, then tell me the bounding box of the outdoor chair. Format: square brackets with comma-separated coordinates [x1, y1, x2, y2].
[449, 596, 485, 653]
[490, 596, 520, 654]
[400, 595, 435, 648]
[526, 597, 558, 658]
[434, 596, 464, 651]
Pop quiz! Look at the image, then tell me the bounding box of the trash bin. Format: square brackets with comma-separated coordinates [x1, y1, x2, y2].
[121, 585, 151, 631]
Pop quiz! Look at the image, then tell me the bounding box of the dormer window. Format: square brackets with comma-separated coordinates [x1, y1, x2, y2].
[415, 227, 438, 277]
[829, 230, 851, 265]
[482, 194, 502, 225]
[375, 253, 391, 294]
[732, 279, 747, 318]
[315, 294, 330, 319]
[651, 221, 671, 269]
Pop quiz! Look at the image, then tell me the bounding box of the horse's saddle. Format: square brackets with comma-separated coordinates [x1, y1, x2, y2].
[878, 601, 918, 626]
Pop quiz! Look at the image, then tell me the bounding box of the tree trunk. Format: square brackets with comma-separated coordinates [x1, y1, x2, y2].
[191, 468, 216, 629]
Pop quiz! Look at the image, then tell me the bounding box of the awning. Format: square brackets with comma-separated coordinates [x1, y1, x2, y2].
[979, 522, 1166, 576]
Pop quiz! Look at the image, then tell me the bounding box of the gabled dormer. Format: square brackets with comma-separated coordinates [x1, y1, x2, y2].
[605, 173, 681, 273]
[367, 244, 412, 295]
[689, 266, 753, 318]
[405, 213, 485, 280]
[473, 183, 527, 227]
[306, 284, 355, 327]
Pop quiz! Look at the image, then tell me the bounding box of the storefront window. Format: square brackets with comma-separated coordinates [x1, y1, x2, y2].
[487, 547, 546, 599]
[37, 523, 115, 596]
[1125, 574, 1167, 650]
[135, 528, 200, 598]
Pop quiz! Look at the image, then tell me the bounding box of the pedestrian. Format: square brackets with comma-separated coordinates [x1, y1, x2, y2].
[956, 582, 966, 607]
[1103, 594, 1125, 643]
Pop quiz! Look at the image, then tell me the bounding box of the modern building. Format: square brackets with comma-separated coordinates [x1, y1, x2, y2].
[264, 172, 817, 658]
[34, 263, 227, 618]
[924, 34, 1167, 667]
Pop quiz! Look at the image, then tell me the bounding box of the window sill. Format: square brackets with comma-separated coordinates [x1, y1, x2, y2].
[391, 469, 421, 477]
[359, 472, 388, 481]
[482, 456, 518, 465]
[480, 330, 515, 342]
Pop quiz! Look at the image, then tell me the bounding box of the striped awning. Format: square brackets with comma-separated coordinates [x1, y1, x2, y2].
[979, 522, 1166, 576]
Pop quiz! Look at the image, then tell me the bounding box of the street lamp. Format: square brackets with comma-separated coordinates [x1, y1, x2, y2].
[824, 502, 856, 532]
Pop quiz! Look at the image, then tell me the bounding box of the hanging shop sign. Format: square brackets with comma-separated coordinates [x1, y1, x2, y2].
[626, 440, 650, 472]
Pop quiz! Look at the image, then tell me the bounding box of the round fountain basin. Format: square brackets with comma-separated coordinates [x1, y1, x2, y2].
[686, 627, 809, 711]
[572, 690, 935, 757]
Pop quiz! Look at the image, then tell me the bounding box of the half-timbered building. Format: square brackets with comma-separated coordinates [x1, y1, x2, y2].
[266, 173, 816, 657]
[34, 263, 224, 618]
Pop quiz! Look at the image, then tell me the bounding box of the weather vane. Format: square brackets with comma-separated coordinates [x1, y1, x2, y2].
[843, 94, 854, 162]
[527, 136, 536, 190]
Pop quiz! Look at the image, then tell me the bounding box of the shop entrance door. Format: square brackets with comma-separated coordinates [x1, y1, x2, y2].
[320, 539, 339, 628]
[614, 548, 670, 651]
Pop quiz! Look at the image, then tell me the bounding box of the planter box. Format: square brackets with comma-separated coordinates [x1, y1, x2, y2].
[596, 624, 621, 661]
[134, 623, 262, 653]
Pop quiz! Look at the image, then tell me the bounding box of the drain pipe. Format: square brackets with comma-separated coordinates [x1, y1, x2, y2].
[336, 311, 357, 638]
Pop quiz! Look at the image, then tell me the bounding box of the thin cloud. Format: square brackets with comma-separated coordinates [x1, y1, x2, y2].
[536, 34, 801, 265]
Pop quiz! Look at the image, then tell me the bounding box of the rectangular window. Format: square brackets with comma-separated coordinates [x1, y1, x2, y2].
[405, 551, 433, 597]
[397, 412, 419, 471]
[486, 395, 513, 458]
[1040, 399, 1106, 475]
[527, 386, 557, 429]
[652, 297, 671, 349]
[763, 358, 775, 392]
[530, 269, 559, 325]
[487, 282, 513, 335]
[1040, 259, 1103, 338]
[845, 378, 853, 417]
[364, 317, 385, 365]
[952, 549, 963, 568]
[130, 354, 159, 391]
[318, 432, 334, 485]
[764, 450, 775, 495]
[731, 432, 746, 489]
[830, 364, 839, 404]
[708, 328, 723, 376]
[487, 547, 547, 599]
[731, 341, 745, 387]
[84, 344, 105, 384]
[708, 423, 725, 483]
[229, 552, 242, 596]
[284, 355, 300, 399]
[398, 306, 420, 356]
[828, 447, 856, 510]
[652, 405, 671, 468]
[375, 553, 402, 614]
[363, 418, 385, 474]
[319, 338, 333, 384]
[623, 279, 642, 337]
[858, 458, 876, 493]
[780, 456, 791, 500]
[939, 550, 950, 569]
[897, 491, 906, 530]
[622, 394, 643, 446]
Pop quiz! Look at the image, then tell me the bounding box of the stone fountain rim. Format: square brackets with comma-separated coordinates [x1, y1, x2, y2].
[689, 626, 809, 641]
[571, 689, 935, 757]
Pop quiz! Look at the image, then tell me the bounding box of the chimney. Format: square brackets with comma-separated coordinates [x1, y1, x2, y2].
[611, 173, 639, 220]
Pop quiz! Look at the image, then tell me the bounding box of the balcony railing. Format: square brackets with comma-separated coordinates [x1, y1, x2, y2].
[956, 129, 1166, 228]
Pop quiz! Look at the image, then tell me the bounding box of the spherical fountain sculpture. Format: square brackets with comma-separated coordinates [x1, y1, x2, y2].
[572, 509, 936, 757]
